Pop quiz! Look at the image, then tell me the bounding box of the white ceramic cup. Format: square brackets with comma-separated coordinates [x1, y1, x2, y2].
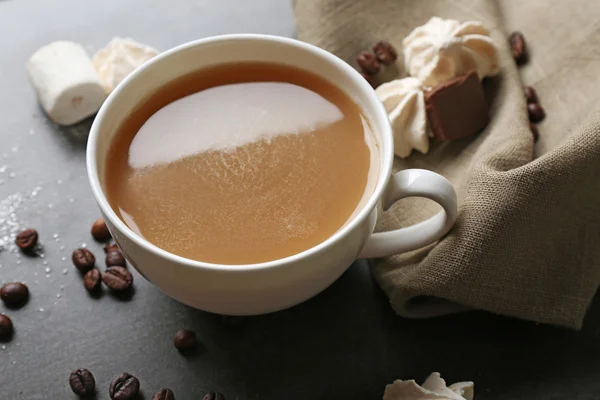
[87, 34, 457, 315]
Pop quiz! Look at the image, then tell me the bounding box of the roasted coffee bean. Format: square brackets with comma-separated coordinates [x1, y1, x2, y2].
[356, 51, 380, 75]
[152, 388, 175, 400]
[15, 228, 38, 251]
[372, 40, 398, 65]
[360, 72, 380, 89]
[69, 368, 96, 397]
[0, 282, 29, 308]
[530, 123, 539, 142]
[0, 314, 13, 337]
[102, 267, 133, 291]
[509, 31, 527, 64]
[203, 392, 226, 400]
[524, 86, 538, 104]
[104, 242, 119, 253]
[72, 248, 96, 272]
[528, 102, 545, 122]
[106, 250, 126, 267]
[91, 218, 111, 242]
[83, 268, 102, 292]
[173, 329, 197, 352]
[109, 373, 140, 400]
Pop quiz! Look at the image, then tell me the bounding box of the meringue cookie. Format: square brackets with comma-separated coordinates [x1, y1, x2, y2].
[92, 37, 159, 93]
[403, 17, 499, 87]
[375, 77, 429, 158]
[384, 372, 474, 400]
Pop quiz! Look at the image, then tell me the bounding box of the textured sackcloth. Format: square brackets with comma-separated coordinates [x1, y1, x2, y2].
[293, 0, 600, 329]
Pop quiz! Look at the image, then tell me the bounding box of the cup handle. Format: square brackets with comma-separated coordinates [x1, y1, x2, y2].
[358, 169, 457, 259]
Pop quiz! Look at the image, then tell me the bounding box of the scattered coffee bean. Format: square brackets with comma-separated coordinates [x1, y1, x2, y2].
[530, 123, 539, 142]
[524, 86, 538, 104]
[69, 368, 96, 397]
[203, 392, 226, 400]
[372, 40, 398, 65]
[152, 388, 175, 400]
[360, 72, 380, 89]
[173, 329, 197, 352]
[528, 102, 546, 123]
[91, 218, 111, 242]
[72, 248, 96, 272]
[83, 268, 102, 292]
[106, 250, 126, 267]
[109, 373, 140, 400]
[356, 51, 380, 75]
[0, 314, 13, 338]
[15, 228, 38, 251]
[509, 31, 527, 64]
[104, 242, 119, 253]
[0, 282, 29, 308]
[102, 267, 133, 291]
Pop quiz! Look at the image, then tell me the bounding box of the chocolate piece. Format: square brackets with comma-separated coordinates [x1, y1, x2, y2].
[425, 71, 489, 141]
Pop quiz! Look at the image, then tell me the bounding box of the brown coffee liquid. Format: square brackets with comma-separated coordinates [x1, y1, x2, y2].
[105, 62, 378, 265]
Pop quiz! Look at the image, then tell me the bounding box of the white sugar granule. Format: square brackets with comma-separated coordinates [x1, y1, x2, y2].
[0, 193, 23, 253]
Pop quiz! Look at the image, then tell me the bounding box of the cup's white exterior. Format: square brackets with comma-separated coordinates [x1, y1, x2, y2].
[87, 35, 456, 315]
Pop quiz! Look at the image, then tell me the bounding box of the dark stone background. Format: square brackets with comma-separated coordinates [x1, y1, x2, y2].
[1, 0, 599, 398]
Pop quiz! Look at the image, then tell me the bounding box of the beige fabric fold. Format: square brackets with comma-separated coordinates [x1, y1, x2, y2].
[293, 0, 600, 328]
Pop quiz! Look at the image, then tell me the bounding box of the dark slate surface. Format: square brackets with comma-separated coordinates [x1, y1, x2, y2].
[1, 0, 599, 399]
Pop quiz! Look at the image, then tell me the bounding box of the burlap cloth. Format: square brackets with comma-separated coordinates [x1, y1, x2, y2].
[293, 0, 600, 329]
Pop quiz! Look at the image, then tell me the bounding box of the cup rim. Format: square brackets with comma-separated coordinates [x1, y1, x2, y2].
[86, 33, 393, 272]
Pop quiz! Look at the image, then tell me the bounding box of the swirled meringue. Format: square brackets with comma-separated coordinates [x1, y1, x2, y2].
[375, 77, 429, 158]
[384, 372, 474, 400]
[403, 17, 499, 87]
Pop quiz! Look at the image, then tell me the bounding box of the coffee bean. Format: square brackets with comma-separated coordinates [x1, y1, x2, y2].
[152, 388, 175, 400]
[173, 329, 197, 352]
[83, 268, 102, 292]
[15, 228, 38, 251]
[372, 40, 398, 65]
[509, 31, 527, 64]
[356, 51, 380, 75]
[102, 266, 133, 291]
[530, 123, 539, 142]
[104, 242, 119, 253]
[72, 248, 96, 272]
[109, 373, 140, 400]
[106, 250, 126, 267]
[528, 102, 546, 123]
[69, 368, 96, 397]
[360, 72, 380, 89]
[0, 314, 13, 337]
[0, 282, 29, 308]
[524, 86, 538, 104]
[91, 218, 111, 242]
[203, 392, 226, 400]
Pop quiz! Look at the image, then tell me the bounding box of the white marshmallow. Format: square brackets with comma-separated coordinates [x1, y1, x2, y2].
[26, 41, 107, 126]
[92, 37, 159, 94]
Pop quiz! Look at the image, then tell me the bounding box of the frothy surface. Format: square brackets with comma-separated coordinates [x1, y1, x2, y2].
[129, 82, 343, 168]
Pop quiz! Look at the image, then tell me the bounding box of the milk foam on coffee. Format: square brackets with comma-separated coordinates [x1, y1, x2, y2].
[129, 82, 343, 168]
[105, 62, 379, 265]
